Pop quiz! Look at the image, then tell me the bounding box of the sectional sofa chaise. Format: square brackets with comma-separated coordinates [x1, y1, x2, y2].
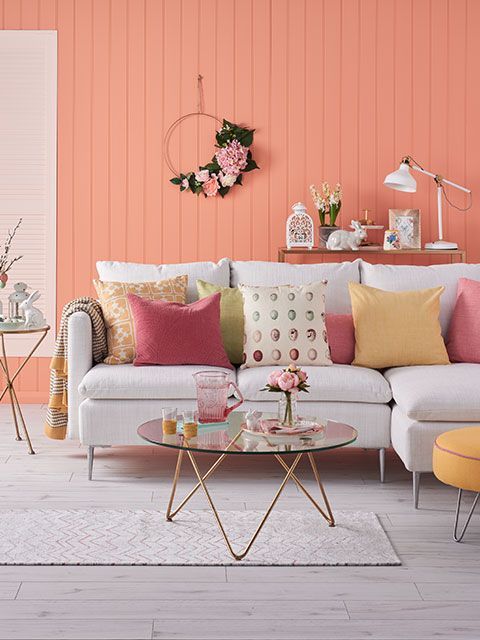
[67, 258, 480, 507]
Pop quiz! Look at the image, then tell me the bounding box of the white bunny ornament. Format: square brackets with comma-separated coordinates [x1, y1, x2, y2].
[326, 220, 367, 251]
[19, 291, 46, 329]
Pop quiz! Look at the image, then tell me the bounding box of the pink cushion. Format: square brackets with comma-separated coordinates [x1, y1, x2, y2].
[446, 278, 480, 363]
[128, 292, 233, 369]
[326, 314, 355, 365]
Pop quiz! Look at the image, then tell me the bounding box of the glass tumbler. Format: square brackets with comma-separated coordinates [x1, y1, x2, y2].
[182, 410, 198, 439]
[162, 407, 177, 435]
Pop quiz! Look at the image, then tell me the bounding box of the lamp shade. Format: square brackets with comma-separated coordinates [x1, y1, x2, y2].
[384, 162, 417, 193]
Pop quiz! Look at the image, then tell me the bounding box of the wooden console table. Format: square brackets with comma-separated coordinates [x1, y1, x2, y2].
[278, 247, 466, 264]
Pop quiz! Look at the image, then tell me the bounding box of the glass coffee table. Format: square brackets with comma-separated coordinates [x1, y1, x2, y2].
[138, 411, 357, 561]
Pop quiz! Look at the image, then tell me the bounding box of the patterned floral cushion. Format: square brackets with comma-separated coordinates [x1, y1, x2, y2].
[94, 276, 187, 364]
[239, 281, 332, 368]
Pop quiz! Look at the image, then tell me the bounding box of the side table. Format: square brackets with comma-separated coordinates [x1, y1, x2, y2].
[0, 325, 50, 454]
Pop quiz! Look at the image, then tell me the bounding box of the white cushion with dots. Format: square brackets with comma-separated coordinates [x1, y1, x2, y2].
[239, 281, 332, 368]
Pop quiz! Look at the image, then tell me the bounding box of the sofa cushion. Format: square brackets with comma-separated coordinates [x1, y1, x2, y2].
[79, 364, 235, 400]
[349, 282, 449, 368]
[446, 278, 480, 363]
[96, 258, 230, 303]
[128, 292, 233, 370]
[93, 276, 188, 365]
[385, 363, 480, 421]
[230, 259, 360, 314]
[240, 281, 332, 368]
[360, 261, 480, 335]
[237, 364, 391, 403]
[196, 280, 244, 365]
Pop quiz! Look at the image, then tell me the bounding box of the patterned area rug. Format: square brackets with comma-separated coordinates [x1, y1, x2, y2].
[0, 509, 400, 566]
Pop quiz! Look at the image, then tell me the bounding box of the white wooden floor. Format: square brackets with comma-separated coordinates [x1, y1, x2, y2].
[0, 405, 479, 639]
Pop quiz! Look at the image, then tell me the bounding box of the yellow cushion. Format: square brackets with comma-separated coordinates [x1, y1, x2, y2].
[349, 282, 450, 369]
[94, 276, 187, 365]
[433, 427, 480, 492]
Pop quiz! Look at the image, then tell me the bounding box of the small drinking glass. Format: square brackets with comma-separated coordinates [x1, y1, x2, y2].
[162, 407, 177, 435]
[183, 410, 198, 439]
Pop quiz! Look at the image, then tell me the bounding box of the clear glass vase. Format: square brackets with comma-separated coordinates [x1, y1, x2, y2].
[277, 393, 297, 426]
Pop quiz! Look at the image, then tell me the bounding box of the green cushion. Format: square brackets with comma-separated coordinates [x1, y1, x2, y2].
[196, 280, 244, 365]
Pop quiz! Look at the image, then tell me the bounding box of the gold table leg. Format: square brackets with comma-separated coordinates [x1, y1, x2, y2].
[274, 451, 335, 526]
[0, 328, 48, 455]
[166, 441, 337, 561]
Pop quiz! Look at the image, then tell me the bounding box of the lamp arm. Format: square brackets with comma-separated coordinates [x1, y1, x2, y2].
[409, 162, 471, 194]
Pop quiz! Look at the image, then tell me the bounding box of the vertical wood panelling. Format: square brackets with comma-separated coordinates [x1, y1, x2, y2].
[1, 0, 479, 397]
[215, 0, 235, 259]
[196, 0, 218, 262]
[144, 0, 163, 265]
[126, 0, 146, 263]
[465, 0, 480, 263]
[161, 0, 181, 264]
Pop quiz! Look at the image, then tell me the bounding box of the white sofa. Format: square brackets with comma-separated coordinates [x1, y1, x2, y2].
[67, 258, 480, 507]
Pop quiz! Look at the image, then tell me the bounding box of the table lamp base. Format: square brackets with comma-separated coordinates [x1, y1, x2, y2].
[425, 240, 458, 250]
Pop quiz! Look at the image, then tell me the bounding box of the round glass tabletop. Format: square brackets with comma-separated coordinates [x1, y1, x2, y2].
[137, 411, 357, 456]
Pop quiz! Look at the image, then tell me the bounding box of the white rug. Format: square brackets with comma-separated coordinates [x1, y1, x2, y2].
[0, 509, 400, 566]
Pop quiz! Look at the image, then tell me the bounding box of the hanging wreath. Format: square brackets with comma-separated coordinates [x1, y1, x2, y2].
[168, 119, 259, 198]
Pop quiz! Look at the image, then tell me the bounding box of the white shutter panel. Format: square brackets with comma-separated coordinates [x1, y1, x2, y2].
[0, 31, 56, 357]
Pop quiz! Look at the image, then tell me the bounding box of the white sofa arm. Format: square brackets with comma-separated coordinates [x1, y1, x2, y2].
[67, 311, 94, 439]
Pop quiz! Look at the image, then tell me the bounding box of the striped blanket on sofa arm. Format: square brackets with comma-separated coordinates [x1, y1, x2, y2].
[44, 297, 107, 440]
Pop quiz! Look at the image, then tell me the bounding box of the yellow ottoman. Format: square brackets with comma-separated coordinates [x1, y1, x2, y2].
[433, 427, 480, 542]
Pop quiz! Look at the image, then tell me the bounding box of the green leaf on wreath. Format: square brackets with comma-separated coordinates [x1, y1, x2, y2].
[243, 158, 259, 172]
[237, 129, 254, 147]
[170, 177, 182, 185]
[218, 186, 230, 198]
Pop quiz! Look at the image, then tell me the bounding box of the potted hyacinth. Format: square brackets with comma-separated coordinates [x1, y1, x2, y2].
[261, 364, 309, 427]
[310, 182, 342, 247]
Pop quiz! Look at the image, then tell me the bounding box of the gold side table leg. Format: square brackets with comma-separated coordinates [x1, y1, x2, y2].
[11, 385, 35, 454]
[1, 335, 22, 443]
[0, 330, 47, 455]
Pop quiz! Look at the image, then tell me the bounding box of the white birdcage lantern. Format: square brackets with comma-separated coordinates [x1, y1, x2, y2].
[286, 202, 314, 249]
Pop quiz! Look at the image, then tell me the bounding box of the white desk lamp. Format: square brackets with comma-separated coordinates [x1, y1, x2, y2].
[384, 156, 472, 250]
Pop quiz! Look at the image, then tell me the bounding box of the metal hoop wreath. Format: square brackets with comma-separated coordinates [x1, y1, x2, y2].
[163, 112, 223, 179]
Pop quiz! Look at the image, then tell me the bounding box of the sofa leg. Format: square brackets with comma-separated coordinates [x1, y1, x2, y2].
[379, 448, 386, 483]
[87, 446, 95, 481]
[413, 472, 421, 509]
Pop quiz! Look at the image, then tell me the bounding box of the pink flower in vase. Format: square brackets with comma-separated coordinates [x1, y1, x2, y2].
[297, 369, 307, 383]
[277, 371, 299, 392]
[202, 175, 219, 197]
[267, 370, 283, 388]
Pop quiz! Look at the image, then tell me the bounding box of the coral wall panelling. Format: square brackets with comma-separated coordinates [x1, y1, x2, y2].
[1, 0, 479, 400]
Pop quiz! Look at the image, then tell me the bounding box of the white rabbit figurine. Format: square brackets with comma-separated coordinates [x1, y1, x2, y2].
[326, 219, 367, 251]
[19, 291, 46, 329]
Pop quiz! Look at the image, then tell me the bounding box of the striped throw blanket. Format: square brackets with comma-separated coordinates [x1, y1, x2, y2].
[44, 297, 107, 440]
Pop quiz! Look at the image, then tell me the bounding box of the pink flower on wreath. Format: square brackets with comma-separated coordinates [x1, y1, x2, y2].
[277, 371, 299, 392]
[181, 178, 189, 190]
[202, 175, 219, 197]
[215, 139, 249, 176]
[195, 169, 210, 183]
[219, 171, 237, 188]
[267, 370, 283, 388]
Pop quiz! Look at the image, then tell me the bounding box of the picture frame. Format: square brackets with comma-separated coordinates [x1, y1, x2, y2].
[388, 209, 421, 249]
